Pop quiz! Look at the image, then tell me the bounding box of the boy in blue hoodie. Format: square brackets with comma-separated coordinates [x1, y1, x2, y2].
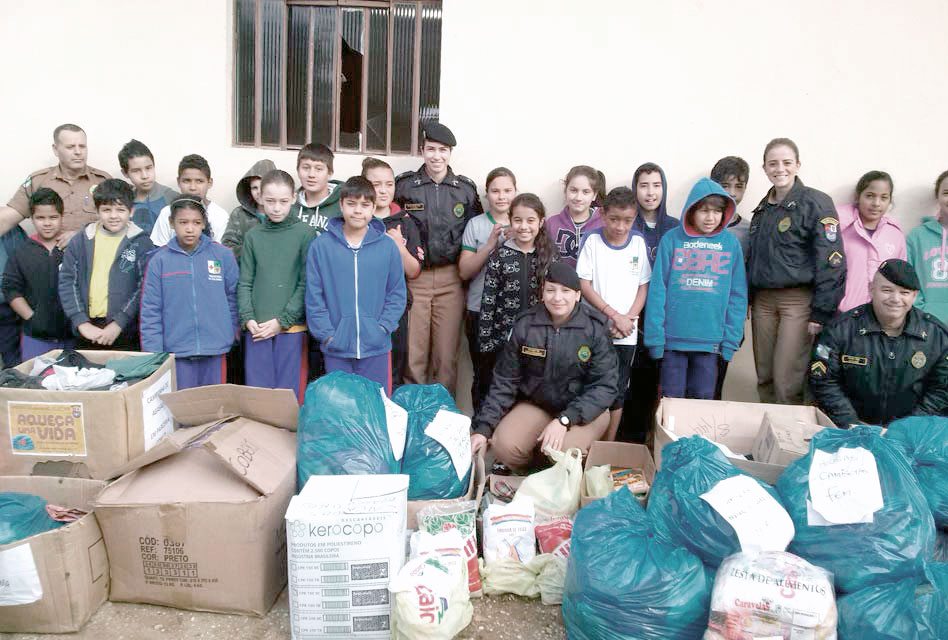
[140, 197, 239, 389]
[305, 177, 406, 393]
[644, 178, 748, 399]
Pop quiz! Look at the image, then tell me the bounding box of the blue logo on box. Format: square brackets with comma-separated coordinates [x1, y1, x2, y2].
[12, 434, 34, 450]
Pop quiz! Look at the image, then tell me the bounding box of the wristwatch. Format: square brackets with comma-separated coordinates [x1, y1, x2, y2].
[558, 414, 571, 428]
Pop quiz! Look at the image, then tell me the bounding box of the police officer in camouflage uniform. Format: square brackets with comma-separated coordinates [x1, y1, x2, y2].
[809, 259, 948, 426]
[394, 122, 482, 393]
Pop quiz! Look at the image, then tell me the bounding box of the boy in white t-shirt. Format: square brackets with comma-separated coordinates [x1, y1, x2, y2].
[576, 187, 651, 440]
[150, 154, 229, 245]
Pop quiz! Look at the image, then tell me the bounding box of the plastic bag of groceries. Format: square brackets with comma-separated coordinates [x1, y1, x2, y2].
[393, 384, 471, 500]
[886, 416, 948, 528]
[417, 500, 482, 596]
[516, 447, 583, 518]
[776, 425, 935, 593]
[648, 436, 793, 568]
[390, 550, 472, 640]
[837, 563, 948, 640]
[296, 371, 400, 487]
[0, 492, 64, 545]
[704, 551, 837, 640]
[562, 487, 713, 639]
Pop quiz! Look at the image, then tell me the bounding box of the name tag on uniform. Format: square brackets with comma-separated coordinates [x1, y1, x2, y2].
[404, 203, 424, 211]
[841, 355, 868, 366]
[521, 346, 546, 358]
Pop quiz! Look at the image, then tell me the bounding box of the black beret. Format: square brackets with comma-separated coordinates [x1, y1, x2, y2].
[877, 259, 920, 291]
[422, 121, 456, 147]
[545, 261, 581, 292]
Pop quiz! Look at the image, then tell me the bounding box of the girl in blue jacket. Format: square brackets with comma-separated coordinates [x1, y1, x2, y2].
[140, 197, 239, 389]
[305, 177, 407, 394]
[644, 178, 748, 399]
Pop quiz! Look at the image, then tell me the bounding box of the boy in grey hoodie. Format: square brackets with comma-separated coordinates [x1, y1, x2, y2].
[221, 159, 276, 260]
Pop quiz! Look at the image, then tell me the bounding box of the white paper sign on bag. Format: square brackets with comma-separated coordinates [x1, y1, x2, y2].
[806, 499, 874, 527]
[380, 389, 408, 461]
[0, 543, 43, 605]
[808, 446, 884, 525]
[424, 409, 472, 481]
[700, 475, 795, 552]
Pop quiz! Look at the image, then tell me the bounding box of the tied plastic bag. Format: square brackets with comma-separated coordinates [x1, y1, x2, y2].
[704, 551, 837, 640]
[837, 564, 948, 640]
[776, 425, 935, 593]
[296, 372, 400, 488]
[516, 447, 582, 519]
[0, 492, 64, 545]
[390, 553, 472, 640]
[886, 416, 948, 528]
[417, 500, 482, 596]
[584, 465, 612, 499]
[483, 496, 536, 564]
[562, 487, 713, 640]
[392, 384, 472, 500]
[480, 554, 566, 605]
[648, 436, 793, 568]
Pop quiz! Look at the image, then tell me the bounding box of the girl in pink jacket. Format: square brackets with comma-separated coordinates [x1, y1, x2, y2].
[837, 170, 906, 312]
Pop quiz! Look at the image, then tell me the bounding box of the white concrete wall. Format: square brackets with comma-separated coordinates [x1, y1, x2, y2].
[2, 0, 947, 403]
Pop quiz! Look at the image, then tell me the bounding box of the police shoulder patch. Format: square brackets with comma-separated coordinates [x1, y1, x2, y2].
[828, 251, 843, 267]
[810, 361, 827, 376]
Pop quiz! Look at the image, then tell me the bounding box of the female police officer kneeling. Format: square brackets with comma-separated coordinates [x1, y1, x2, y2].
[470, 262, 618, 470]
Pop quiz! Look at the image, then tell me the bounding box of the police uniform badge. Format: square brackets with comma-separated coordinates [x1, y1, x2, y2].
[777, 216, 791, 233]
[577, 345, 591, 363]
[828, 251, 843, 267]
[810, 361, 826, 377]
[821, 217, 839, 242]
[911, 351, 927, 369]
[453, 202, 465, 218]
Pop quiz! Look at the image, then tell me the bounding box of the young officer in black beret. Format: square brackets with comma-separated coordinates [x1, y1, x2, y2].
[809, 259, 948, 426]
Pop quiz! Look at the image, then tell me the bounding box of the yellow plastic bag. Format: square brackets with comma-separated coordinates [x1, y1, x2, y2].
[480, 554, 567, 605]
[584, 464, 612, 499]
[517, 447, 583, 519]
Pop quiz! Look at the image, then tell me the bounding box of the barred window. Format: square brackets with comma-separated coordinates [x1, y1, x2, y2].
[234, 0, 442, 155]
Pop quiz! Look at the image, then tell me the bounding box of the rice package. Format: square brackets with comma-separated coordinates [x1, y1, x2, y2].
[483, 495, 536, 565]
[705, 551, 837, 640]
[886, 416, 948, 528]
[562, 488, 713, 640]
[776, 425, 935, 593]
[296, 372, 401, 487]
[392, 384, 471, 501]
[648, 436, 793, 568]
[417, 500, 482, 596]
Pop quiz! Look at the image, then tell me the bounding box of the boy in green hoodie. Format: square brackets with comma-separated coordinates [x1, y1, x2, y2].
[906, 170, 948, 323]
[222, 159, 276, 260]
[238, 170, 316, 402]
[291, 143, 342, 236]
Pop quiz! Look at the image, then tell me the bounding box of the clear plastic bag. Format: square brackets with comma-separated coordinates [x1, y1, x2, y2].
[0, 492, 63, 545]
[516, 447, 583, 519]
[562, 487, 713, 640]
[886, 416, 948, 529]
[776, 425, 935, 593]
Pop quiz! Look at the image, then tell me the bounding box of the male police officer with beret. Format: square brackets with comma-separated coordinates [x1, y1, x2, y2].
[809, 259, 948, 426]
[395, 122, 482, 394]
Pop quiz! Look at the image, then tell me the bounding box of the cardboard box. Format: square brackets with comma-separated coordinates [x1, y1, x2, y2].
[0, 350, 176, 480]
[751, 412, 827, 466]
[653, 398, 836, 485]
[0, 476, 108, 633]
[580, 441, 657, 508]
[92, 385, 298, 616]
[286, 474, 409, 639]
[406, 453, 487, 529]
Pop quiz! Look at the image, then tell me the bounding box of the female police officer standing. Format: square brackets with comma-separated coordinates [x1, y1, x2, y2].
[470, 262, 618, 470]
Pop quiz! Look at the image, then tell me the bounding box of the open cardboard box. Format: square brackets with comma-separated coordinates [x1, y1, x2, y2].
[406, 453, 486, 529]
[92, 385, 298, 616]
[580, 441, 656, 508]
[653, 397, 836, 485]
[0, 476, 109, 633]
[0, 350, 176, 480]
[751, 412, 827, 466]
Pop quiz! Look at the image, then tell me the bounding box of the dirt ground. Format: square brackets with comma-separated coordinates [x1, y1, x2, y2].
[4, 589, 567, 640]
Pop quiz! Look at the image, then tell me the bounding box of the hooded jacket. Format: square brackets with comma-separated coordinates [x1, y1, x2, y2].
[644, 178, 748, 361]
[471, 303, 619, 438]
[59, 222, 154, 333]
[545, 207, 603, 268]
[291, 180, 343, 236]
[747, 178, 846, 325]
[140, 235, 239, 357]
[305, 217, 407, 359]
[632, 165, 680, 265]
[906, 216, 948, 323]
[221, 159, 276, 259]
[837, 202, 906, 313]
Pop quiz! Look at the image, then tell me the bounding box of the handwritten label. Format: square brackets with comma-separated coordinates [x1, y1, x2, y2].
[700, 475, 794, 552]
[808, 446, 883, 525]
[0, 544, 43, 605]
[424, 410, 471, 482]
[380, 389, 407, 461]
[142, 370, 174, 451]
